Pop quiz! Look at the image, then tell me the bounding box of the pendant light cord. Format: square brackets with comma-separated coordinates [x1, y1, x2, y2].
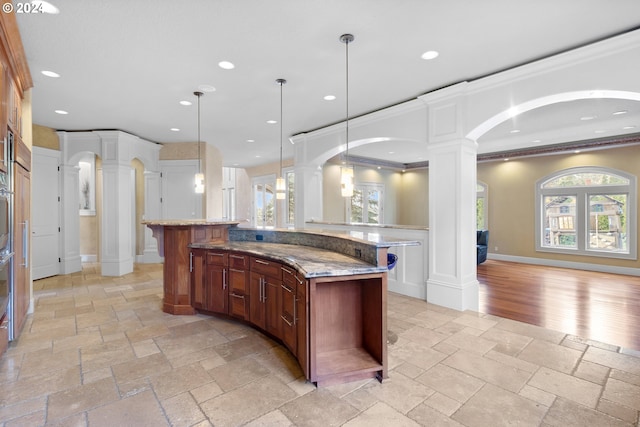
[345, 37, 349, 161]
[280, 81, 283, 173]
[195, 91, 203, 174]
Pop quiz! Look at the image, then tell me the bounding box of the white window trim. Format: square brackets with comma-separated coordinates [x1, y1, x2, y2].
[477, 181, 488, 230]
[346, 182, 385, 224]
[535, 166, 637, 260]
[283, 166, 295, 227]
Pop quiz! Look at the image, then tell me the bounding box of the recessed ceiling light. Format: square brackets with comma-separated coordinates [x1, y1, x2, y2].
[170, 128, 180, 132]
[255, 155, 261, 158]
[388, 151, 395, 154]
[510, 129, 520, 133]
[532, 139, 542, 143]
[580, 116, 597, 121]
[594, 129, 606, 134]
[266, 120, 277, 124]
[623, 125, 636, 130]
[33, 1, 59, 14]
[246, 139, 255, 143]
[54, 110, 68, 115]
[377, 166, 381, 170]
[179, 100, 192, 106]
[324, 95, 336, 101]
[198, 85, 216, 92]
[218, 61, 235, 70]
[421, 50, 439, 60]
[41, 70, 60, 78]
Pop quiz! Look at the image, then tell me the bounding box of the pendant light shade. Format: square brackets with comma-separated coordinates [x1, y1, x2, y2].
[340, 33, 354, 198]
[276, 78, 287, 200]
[194, 91, 205, 194]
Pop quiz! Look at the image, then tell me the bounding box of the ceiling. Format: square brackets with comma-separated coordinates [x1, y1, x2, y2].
[16, 0, 640, 168]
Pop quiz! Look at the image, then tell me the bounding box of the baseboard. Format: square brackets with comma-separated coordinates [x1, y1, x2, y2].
[488, 253, 640, 277]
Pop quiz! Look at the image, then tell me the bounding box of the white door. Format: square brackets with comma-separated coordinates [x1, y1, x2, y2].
[252, 175, 276, 228]
[160, 160, 202, 219]
[32, 147, 61, 280]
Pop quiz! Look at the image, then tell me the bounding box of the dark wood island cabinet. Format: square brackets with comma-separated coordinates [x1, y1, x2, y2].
[142, 223, 412, 386]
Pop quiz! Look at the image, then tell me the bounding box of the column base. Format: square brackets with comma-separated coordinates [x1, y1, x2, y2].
[427, 278, 479, 312]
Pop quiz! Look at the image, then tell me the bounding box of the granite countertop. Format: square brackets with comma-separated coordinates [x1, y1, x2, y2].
[142, 219, 240, 226]
[189, 241, 387, 278]
[306, 220, 428, 231]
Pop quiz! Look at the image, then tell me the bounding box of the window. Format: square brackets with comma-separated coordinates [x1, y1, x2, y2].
[536, 167, 636, 259]
[285, 168, 295, 226]
[252, 175, 276, 229]
[477, 181, 487, 230]
[348, 183, 384, 224]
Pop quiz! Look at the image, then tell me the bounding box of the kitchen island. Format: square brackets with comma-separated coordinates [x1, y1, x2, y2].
[143, 221, 418, 386]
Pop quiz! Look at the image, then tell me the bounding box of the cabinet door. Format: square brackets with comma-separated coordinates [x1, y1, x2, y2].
[190, 249, 206, 310]
[206, 264, 228, 314]
[249, 271, 265, 329]
[264, 277, 282, 339]
[280, 266, 296, 354]
[12, 163, 30, 338]
[296, 273, 309, 378]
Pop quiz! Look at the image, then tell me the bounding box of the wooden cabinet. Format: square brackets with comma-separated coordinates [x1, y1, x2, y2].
[190, 248, 206, 310]
[206, 251, 228, 314]
[12, 162, 30, 338]
[295, 271, 309, 378]
[249, 257, 282, 339]
[7, 81, 21, 137]
[228, 253, 249, 320]
[187, 247, 385, 387]
[280, 266, 297, 355]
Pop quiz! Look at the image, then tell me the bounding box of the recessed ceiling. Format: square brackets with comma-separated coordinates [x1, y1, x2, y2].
[16, 0, 640, 168]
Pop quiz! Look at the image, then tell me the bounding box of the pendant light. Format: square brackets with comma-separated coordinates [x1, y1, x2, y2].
[340, 33, 354, 198]
[275, 78, 287, 200]
[194, 91, 205, 194]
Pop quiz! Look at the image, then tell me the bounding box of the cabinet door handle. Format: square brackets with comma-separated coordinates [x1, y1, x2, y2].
[229, 254, 244, 260]
[230, 293, 244, 299]
[296, 276, 304, 285]
[21, 220, 28, 268]
[210, 253, 225, 257]
[281, 284, 293, 293]
[189, 252, 193, 272]
[255, 259, 269, 266]
[281, 314, 293, 327]
[259, 277, 263, 302]
[223, 268, 227, 289]
[262, 279, 267, 302]
[281, 266, 293, 275]
[293, 296, 298, 325]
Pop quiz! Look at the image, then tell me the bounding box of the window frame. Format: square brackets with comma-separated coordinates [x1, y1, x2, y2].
[346, 182, 384, 224]
[535, 166, 637, 260]
[477, 181, 488, 230]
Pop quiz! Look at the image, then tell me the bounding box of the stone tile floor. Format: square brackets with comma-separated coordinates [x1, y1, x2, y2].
[1, 263, 639, 426]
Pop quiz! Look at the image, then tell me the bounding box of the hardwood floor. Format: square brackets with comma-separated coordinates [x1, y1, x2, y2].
[477, 259, 640, 351]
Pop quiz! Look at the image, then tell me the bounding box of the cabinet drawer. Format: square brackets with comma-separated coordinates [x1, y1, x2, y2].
[229, 253, 249, 269]
[206, 251, 228, 265]
[281, 265, 296, 286]
[296, 271, 307, 296]
[250, 257, 282, 280]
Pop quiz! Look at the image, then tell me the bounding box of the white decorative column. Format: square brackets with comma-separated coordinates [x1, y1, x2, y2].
[141, 170, 162, 263]
[421, 84, 479, 311]
[59, 164, 82, 274]
[98, 132, 134, 276]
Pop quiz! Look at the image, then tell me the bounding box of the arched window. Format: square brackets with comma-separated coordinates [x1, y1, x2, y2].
[535, 167, 636, 259]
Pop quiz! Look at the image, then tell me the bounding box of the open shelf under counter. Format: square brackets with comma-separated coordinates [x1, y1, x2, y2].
[309, 272, 387, 387]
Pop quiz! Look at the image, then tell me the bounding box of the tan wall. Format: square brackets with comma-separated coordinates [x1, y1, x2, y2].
[32, 123, 59, 149]
[397, 168, 429, 226]
[323, 163, 427, 226]
[478, 144, 640, 269]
